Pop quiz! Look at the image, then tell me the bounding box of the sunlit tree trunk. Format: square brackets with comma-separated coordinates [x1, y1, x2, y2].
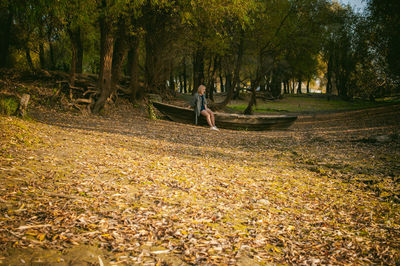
[291, 79, 295, 94]
[283, 81, 286, 94]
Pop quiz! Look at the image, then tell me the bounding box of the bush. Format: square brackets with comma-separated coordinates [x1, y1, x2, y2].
[0, 96, 19, 115]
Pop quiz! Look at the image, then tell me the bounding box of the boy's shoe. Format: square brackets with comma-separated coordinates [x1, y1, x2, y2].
[211, 126, 219, 131]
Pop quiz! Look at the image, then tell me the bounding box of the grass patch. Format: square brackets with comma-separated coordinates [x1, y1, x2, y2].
[0, 95, 19, 115]
[228, 95, 389, 114]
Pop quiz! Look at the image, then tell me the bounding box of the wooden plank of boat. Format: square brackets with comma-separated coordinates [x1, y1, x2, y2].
[152, 101, 297, 130]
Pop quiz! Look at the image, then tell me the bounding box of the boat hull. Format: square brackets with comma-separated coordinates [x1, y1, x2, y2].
[152, 101, 297, 131]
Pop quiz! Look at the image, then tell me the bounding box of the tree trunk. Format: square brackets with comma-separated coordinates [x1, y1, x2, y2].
[271, 70, 282, 98]
[47, 25, 56, 70]
[111, 19, 129, 93]
[297, 78, 302, 94]
[169, 63, 175, 94]
[39, 42, 46, 69]
[143, 3, 172, 95]
[129, 35, 142, 103]
[326, 54, 333, 95]
[25, 48, 35, 71]
[144, 30, 169, 94]
[183, 57, 187, 93]
[225, 72, 232, 96]
[76, 28, 83, 74]
[219, 74, 224, 93]
[205, 55, 212, 99]
[188, 78, 192, 94]
[259, 76, 266, 92]
[283, 81, 287, 94]
[0, 4, 13, 68]
[245, 51, 265, 115]
[207, 56, 218, 102]
[92, 16, 114, 114]
[291, 79, 295, 94]
[193, 48, 205, 94]
[214, 31, 244, 109]
[144, 30, 160, 93]
[70, 44, 77, 85]
[218, 58, 224, 93]
[306, 79, 310, 93]
[38, 22, 46, 69]
[244, 76, 260, 115]
[68, 27, 82, 85]
[178, 75, 183, 93]
[39, 23, 46, 69]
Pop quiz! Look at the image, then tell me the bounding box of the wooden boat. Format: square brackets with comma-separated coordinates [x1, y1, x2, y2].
[152, 101, 297, 131]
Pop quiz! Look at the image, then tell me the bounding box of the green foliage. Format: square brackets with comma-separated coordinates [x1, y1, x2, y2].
[147, 102, 157, 120]
[0, 95, 19, 115]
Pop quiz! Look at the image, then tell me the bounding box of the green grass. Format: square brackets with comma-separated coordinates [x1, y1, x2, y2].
[0, 95, 19, 115]
[228, 95, 389, 114]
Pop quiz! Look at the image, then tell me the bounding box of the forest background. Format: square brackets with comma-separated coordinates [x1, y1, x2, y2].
[0, 0, 399, 113]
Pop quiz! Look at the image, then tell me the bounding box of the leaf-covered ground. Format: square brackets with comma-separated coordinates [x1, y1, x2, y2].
[1, 102, 400, 265]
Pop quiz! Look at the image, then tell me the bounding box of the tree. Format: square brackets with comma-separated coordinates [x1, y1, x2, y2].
[92, 0, 135, 114]
[242, 0, 328, 114]
[0, 1, 14, 68]
[321, 3, 359, 98]
[368, 0, 400, 82]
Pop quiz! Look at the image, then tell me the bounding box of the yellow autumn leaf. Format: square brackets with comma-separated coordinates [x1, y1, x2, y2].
[37, 233, 46, 241]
